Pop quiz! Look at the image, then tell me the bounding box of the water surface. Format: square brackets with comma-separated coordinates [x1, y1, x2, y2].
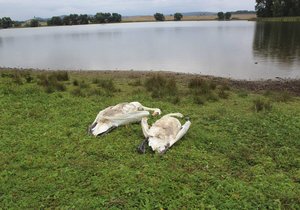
[0, 21, 299, 80]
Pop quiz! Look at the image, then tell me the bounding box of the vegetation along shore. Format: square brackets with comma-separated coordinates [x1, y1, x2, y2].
[0, 68, 299, 209]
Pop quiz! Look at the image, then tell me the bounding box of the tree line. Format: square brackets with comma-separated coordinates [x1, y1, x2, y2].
[47, 13, 122, 26]
[256, 0, 300, 17]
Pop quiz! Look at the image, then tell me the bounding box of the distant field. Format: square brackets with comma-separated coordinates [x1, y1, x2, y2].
[122, 14, 257, 22]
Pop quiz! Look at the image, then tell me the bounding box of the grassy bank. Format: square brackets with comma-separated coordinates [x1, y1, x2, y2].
[0, 69, 299, 209]
[257, 16, 300, 22]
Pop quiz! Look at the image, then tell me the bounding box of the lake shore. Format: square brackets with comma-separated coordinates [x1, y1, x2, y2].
[1, 67, 299, 95]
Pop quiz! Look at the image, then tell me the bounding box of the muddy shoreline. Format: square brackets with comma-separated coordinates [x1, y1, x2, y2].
[1, 67, 299, 96]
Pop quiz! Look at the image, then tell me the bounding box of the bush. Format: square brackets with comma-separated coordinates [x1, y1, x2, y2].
[188, 78, 211, 95]
[79, 80, 90, 89]
[12, 72, 23, 85]
[87, 88, 104, 96]
[218, 89, 229, 99]
[97, 79, 117, 92]
[73, 79, 79, 86]
[144, 74, 178, 98]
[71, 88, 85, 97]
[253, 98, 272, 112]
[265, 90, 293, 103]
[48, 72, 69, 81]
[37, 74, 66, 93]
[194, 96, 206, 105]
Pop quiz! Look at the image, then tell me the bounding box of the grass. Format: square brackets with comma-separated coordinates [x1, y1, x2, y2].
[0, 69, 299, 209]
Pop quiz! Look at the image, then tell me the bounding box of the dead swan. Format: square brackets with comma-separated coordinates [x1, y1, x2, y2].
[138, 113, 191, 154]
[89, 102, 161, 136]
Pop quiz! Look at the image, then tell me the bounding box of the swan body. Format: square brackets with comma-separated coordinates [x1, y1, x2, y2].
[139, 113, 191, 154]
[89, 102, 161, 136]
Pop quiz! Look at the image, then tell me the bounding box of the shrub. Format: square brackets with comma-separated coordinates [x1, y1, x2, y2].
[37, 74, 66, 93]
[71, 88, 85, 97]
[87, 88, 104, 96]
[265, 90, 293, 103]
[48, 71, 69, 81]
[218, 89, 229, 99]
[24, 73, 34, 83]
[253, 98, 272, 112]
[189, 78, 212, 95]
[79, 80, 90, 89]
[194, 96, 206, 105]
[12, 72, 23, 85]
[144, 74, 178, 98]
[97, 79, 117, 92]
[73, 79, 79, 86]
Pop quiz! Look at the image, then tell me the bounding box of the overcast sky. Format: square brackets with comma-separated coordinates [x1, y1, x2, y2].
[0, 0, 255, 21]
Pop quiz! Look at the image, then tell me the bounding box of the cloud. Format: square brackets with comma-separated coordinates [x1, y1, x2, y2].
[0, 0, 254, 20]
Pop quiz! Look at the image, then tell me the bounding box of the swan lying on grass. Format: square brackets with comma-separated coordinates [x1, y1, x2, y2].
[89, 102, 161, 136]
[138, 113, 191, 154]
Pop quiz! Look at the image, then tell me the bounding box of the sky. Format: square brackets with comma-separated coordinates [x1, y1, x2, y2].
[0, 0, 255, 21]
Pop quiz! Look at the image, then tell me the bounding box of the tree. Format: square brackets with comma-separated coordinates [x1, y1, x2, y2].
[30, 19, 39, 27]
[13, 21, 22, 27]
[69, 14, 79, 25]
[255, 0, 273, 17]
[111, 13, 122, 22]
[272, 0, 284, 17]
[94, 13, 106, 23]
[217, 12, 225, 20]
[225, 12, 232, 20]
[154, 13, 165, 21]
[63, 16, 71, 25]
[174, 13, 183, 21]
[1, 17, 13, 28]
[78, 14, 89, 24]
[47, 16, 63, 26]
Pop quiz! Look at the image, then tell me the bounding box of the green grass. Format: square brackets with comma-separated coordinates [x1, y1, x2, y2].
[0, 70, 300, 209]
[257, 16, 300, 22]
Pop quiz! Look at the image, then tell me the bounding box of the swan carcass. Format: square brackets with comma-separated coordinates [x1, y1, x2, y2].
[89, 102, 161, 136]
[138, 113, 191, 154]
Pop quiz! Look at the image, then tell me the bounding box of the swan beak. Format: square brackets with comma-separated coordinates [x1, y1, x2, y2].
[88, 122, 97, 135]
[152, 109, 161, 116]
[137, 138, 149, 154]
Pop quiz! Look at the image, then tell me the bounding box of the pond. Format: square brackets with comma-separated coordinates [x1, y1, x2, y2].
[0, 21, 299, 80]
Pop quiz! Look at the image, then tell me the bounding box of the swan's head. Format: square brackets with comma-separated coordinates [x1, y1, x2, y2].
[89, 121, 113, 136]
[152, 108, 162, 116]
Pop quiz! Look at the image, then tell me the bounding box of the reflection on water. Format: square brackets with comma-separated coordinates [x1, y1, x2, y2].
[253, 22, 300, 65]
[0, 22, 299, 80]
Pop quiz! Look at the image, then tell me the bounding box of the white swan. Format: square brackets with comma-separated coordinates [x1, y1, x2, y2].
[138, 113, 191, 154]
[89, 102, 161, 136]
